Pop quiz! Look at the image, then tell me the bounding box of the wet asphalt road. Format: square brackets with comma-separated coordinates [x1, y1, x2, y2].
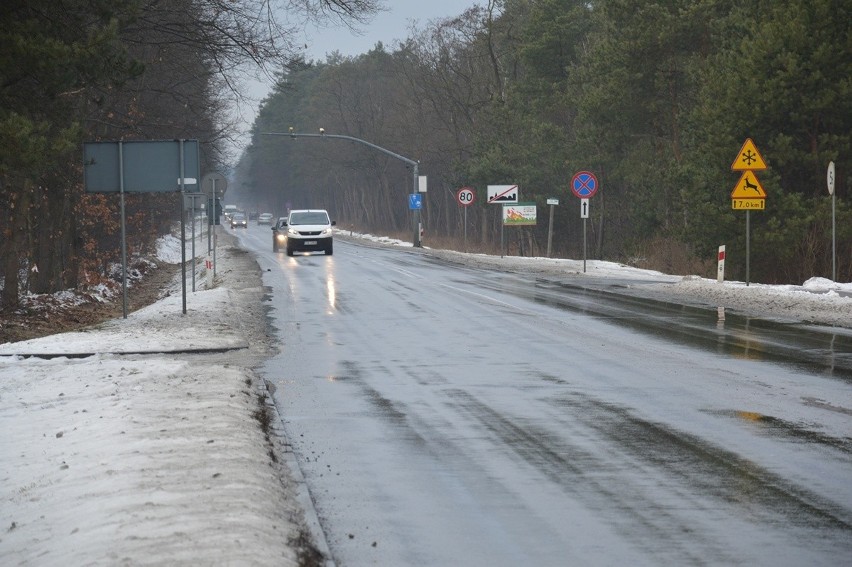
[236, 229, 852, 566]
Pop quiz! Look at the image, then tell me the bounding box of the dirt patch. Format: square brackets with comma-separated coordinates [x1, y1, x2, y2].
[0, 227, 266, 345]
[0, 262, 183, 344]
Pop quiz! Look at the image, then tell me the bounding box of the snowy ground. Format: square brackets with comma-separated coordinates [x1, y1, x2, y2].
[0, 231, 319, 566]
[1, 228, 850, 566]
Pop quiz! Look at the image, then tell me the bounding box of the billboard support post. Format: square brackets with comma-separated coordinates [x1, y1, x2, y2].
[83, 139, 200, 316]
[179, 140, 187, 314]
[119, 142, 127, 318]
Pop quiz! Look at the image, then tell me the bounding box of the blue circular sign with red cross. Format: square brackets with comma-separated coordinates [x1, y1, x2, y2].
[571, 171, 599, 198]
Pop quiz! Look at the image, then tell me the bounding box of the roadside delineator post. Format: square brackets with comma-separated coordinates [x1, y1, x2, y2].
[717, 245, 726, 283]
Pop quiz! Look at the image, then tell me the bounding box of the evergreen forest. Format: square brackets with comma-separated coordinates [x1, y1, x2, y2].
[1, 0, 849, 314]
[237, 0, 850, 284]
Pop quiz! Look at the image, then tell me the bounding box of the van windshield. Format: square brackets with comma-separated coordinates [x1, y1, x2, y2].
[289, 212, 329, 225]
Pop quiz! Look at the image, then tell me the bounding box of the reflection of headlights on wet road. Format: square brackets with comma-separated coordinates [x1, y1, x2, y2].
[326, 278, 336, 312]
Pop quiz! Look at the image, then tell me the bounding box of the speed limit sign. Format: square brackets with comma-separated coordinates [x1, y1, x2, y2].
[457, 187, 475, 206]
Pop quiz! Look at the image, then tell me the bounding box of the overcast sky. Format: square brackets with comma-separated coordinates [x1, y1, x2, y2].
[230, 0, 486, 159]
[300, 0, 485, 61]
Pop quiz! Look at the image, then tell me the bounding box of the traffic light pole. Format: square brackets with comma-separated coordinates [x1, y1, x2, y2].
[263, 130, 422, 247]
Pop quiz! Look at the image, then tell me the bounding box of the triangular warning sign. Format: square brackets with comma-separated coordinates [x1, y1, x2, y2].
[731, 138, 767, 171]
[731, 171, 767, 198]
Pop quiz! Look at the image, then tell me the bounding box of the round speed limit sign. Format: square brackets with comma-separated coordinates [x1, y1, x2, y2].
[457, 187, 475, 206]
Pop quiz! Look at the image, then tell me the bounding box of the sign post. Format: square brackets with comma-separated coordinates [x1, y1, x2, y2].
[201, 172, 227, 279]
[417, 175, 427, 243]
[457, 187, 475, 250]
[488, 185, 519, 257]
[828, 161, 836, 282]
[184, 193, 207, 292]
[730, 138, 767, 286]
[546, 198, 559, 257]
[572, 171, 599, 273]
[409, 193, 423, 245]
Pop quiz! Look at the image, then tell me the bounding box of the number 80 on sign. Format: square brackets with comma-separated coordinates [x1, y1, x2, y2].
[457, 187, 475, 206]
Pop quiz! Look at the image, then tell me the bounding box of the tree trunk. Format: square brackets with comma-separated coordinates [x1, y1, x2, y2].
[1, 179, 30, 310]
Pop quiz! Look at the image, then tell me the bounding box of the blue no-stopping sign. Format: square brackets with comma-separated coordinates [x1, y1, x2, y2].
[571, 171, 599, 198]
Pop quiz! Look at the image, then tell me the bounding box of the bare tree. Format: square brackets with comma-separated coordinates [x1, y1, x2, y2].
[0, 0, 381, 309]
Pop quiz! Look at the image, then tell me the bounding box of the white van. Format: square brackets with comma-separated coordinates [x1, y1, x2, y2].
[272, 209, 335, 256]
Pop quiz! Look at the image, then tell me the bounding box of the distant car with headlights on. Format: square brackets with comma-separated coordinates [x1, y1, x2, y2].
[257, 212, 274, 225]
[272, 209, 335, 255]
[272, 217, 287, 252]
[229, 212, 247, 229]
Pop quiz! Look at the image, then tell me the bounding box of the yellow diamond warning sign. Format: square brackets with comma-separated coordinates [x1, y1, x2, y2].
[731, 138, 767, 171]
[731, 171, 766, 198]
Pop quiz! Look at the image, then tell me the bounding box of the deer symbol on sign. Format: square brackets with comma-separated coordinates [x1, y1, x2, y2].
[743, 175, 760, 193]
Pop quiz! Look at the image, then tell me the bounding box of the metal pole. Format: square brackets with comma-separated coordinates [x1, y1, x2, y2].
[207, 198, 212, 255]
[500, 207, 505, 258]
[746, 210, 750, 286]
[413, 163, 421, 247]
[212, 179, 217, 279]
[546, 203, 554, 258]
[191, 195, 196, 292]
[119, 141, 127, 319]
[832, 191, 836, 282]
[463, 207, 468, 251]
[583, 218, 587, 273]
[180, 140, 187, 314]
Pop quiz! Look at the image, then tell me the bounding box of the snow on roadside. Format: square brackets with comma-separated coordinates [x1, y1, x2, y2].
[0, 356, 302, 566]
[0, 231, 310, 566]
[338, 231, 852, 328]
[659, 275, 852, 327]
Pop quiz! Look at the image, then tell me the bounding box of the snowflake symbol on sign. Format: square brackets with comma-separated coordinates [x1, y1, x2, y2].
[741, 149, 758, 166]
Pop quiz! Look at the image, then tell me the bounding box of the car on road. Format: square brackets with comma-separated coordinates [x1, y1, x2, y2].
[272, 209, 335, 255]
[271, 217, 287, 252]
[229, 213, 247, 229]
[257, 213, 274, 225]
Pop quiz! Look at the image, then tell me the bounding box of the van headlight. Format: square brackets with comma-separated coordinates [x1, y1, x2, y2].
[287, 228, 299, 236]
[320, 228, 332, 236]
